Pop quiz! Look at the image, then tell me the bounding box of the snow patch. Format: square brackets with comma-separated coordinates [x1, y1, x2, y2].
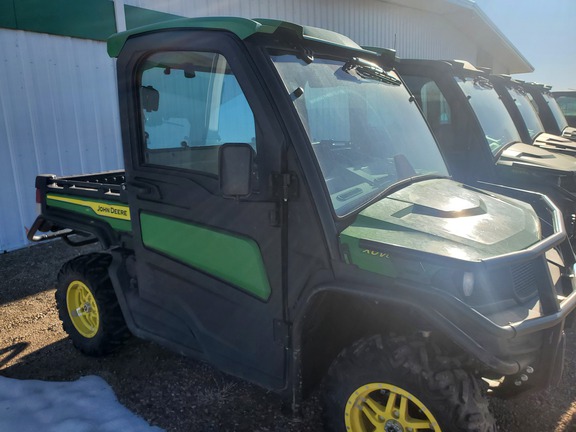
[0, 375, 164, 431]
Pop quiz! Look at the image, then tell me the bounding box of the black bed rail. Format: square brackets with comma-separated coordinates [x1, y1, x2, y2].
[38, 170, 127, 202]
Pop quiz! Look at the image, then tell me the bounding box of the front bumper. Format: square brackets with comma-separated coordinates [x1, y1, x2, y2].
[332, 186, 576, 394]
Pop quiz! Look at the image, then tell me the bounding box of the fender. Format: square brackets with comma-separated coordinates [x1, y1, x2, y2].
[288, 274, 576, 407]
[27, 209, 119, 249]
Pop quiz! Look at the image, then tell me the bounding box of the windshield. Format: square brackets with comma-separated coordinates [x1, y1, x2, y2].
[556, 94, 576, 118]
[455, 77, 521, 155]
[507, 85, 545, 140]
[543, 92, 569, 131]
[270, 54, 448, 216]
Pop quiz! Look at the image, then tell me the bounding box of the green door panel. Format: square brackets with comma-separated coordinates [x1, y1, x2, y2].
[140, 212, 271, 300]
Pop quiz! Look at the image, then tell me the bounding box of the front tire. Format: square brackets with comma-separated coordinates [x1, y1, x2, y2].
[322, 334, 496, 432]
[55, 253, 130, 356]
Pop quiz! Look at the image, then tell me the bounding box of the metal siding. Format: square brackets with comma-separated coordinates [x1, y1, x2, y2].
[0, 29, 122, 252]
[124, 0, 477, 60]
[2, 1, 480, 251]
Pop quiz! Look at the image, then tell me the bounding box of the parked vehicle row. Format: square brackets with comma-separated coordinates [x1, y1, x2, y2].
[27, 18, 576, 432]
[525, 84, 576, 140]
[489, 75, 575, 154]
[392, 59, 576, 241]
[553, 90, 576, 129]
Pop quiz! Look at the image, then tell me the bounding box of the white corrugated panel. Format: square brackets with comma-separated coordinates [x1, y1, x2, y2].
[0, 29, 123, 252]
[1, 1, 479, 252]
[124, 0, 477, 61]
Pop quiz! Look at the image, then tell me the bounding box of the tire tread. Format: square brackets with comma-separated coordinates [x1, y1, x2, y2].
[322, 334, 496, 432]
[55, 253, 130, 356]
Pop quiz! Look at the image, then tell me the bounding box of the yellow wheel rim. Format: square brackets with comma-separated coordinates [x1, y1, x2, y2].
[345, 383, 441, 432]
[66, 280, 100, 338]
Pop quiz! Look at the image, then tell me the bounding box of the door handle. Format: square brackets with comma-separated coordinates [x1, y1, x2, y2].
[126, 180, 162, 200]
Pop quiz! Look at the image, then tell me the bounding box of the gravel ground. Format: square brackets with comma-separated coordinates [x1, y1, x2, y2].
[1, 240, 576, 431]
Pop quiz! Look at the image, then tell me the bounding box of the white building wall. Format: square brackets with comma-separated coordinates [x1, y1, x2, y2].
[1, 1, 480, 251]
[0, 29, 123, 252]
[124, 0, 478, 61]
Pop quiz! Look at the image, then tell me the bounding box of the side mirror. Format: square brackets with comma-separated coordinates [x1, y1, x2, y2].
[141, 85, 159, 112]
[219, 144, 254, 198]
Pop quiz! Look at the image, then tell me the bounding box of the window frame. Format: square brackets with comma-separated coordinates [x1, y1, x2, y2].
[136, 49, 258, 177]
[121, 31, 284, 200]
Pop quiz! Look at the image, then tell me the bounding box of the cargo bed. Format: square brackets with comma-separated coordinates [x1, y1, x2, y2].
[28, 170, 130, 247]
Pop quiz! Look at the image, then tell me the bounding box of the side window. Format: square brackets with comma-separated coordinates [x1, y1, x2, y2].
[139, 51, 256, 175]
[421, 81, 452, 127]
[557, 95, 576, 117]
[419, 80, 456, 149]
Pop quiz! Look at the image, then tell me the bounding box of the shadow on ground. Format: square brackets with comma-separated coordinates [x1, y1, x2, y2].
[0, 342, 29, 368]
[1, 336, 323, 432]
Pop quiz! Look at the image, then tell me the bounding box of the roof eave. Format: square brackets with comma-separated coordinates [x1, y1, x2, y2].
[378, 0, 533, 74]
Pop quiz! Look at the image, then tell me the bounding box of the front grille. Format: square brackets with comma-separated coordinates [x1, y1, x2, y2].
[511, 261, 538, 301]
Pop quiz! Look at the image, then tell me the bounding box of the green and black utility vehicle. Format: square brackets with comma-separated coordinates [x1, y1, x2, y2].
[522, 82, 576, 141]
[396, 59, 576, 236]
[553, 91, 576, 128]
[28, 18, 576, 432]
[489, 75, 576, 155]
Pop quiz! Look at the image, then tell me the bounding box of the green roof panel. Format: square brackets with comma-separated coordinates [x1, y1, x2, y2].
[0, 0, 17, 29]
[13, 0, 116, 41]
[124, 5, 182, 30]
[107, 16, 275, 57]
[107, 16, 368, 58]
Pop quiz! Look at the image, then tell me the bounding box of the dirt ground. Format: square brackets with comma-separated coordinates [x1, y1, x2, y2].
[1, 240, 576, 431]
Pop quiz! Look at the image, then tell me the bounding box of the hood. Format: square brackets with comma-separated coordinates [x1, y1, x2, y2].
[533, 132, 576, 153]
[340, 178, 540, 263]
[497, 142, 576, 174]
[562, 126, 576, 142]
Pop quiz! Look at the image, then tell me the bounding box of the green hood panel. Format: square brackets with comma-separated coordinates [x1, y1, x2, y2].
[562, 126, 576, 141]
[498, 143, 576, 174]
[340, 179, 540, 264]
[534, 132, 576, 150]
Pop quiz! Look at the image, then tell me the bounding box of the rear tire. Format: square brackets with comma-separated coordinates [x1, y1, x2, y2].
[55, 253, 130, 356]
[322, 334, 496, 432]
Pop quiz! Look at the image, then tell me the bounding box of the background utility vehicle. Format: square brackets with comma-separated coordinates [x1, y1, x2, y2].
[397, 59, 576, 238]
[553, 91, 576, 128]
[490, 74, 576, 155]
[28, 18, 576, 432]
[522, 82, 576, 141]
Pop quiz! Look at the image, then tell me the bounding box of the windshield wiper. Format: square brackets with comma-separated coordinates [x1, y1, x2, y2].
[342, 58, 401, 86]
[473, 76, 493, 89]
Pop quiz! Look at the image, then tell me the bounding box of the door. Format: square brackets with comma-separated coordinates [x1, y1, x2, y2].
[122, 32, 285, 389]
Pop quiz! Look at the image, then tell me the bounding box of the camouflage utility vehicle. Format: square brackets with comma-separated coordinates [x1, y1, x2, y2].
[28, 18, 576, 432]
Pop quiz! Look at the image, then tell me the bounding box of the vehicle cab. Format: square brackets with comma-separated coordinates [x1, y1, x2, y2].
[27, 18, 576, 432]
